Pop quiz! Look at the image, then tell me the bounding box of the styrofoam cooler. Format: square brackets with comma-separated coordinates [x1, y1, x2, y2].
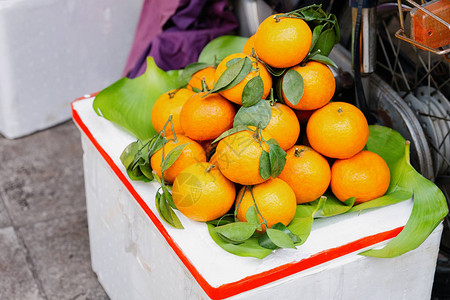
[72, 95, 443, 300]
[0, 0, 143, 139]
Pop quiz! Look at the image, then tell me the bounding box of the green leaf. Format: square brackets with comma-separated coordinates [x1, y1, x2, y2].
[315, 194, 356, 218]
[233, 99, 271, 129]
[259, 223, 301, 249]
[259, 59, 287, 77]
[155, 191, 184, 229]
[282, 69, 304, 105]
[180, 62, 212, 83]
[120, 141, 141, 169]
[299, 7, 327, 21]
[208, 224, 273, 259]
[163, 186, 177, 210]
[348, 190, 412, 213]
[267, 141, 286, 178]
[242, 76, 264, 107]
[272, 222, 302, 243]
[259, 150, 271, 180]
[211, 125, 250, 144]
[161, 143, 189, 172]
[309, 54, 338, 68]
[198, 35, 248, 65]
[209, 58, 245, 93]
[93, 57, 183, 140]
[309, 24, 324, 52]
[246, 205, 260, 226]
[219, 57, 253, 93]
[214, 222, 258, 243]
[139, 163, 154, 181]
[206, 214, 235, 226]
[266, 228, 296, 249]
[288, 197, 326, 245]
[126, 167, 150, 182]
[360, 125, 448, 258]
[311, 27, 336, 57]
[226, 58, 242, 67]
[330, 14, 341, 44]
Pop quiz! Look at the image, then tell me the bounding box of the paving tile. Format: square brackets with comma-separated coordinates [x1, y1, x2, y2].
[18, 211, 108, 300]
[0, 121, 86, 227]
[0, 227, 44, 300]
[0, 194, 11, 228]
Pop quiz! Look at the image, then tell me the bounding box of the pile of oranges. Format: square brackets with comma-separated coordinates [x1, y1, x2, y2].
[149, 14, 391, 231]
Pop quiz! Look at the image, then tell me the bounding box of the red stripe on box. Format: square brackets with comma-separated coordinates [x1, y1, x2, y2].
[72, 96, 404, 300]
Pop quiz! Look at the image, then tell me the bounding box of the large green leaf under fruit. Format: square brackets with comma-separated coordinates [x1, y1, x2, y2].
[93, 57, 184, 141]
[362, 125, 448, 257]
[208, 125, 448, 259]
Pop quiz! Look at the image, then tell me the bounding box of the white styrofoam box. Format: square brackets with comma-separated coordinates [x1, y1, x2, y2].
[0, 0, 143, 139]
[73, 95, 443, 300]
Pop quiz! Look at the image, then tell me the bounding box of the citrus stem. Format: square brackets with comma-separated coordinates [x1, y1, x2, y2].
[234, 186, 248, 221]
[337, 107, 343, 114]
[201, 77, 208, 92]
[250, 187, 268, 229]
[205, 164, 215, 173]
[269, 88, 275, 104]
[294, 148, 305, 157]
[274, 15, 281, 23]
[167, 91, 176, 99]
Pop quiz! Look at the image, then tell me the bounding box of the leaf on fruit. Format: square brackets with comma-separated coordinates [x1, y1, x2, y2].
[309, 24, 325, 53]
[282, 69, 304, 106]
[309, 54, 338, 68]
[209, 58, 245, 93]
[267, 141, 286, 178]
[161, 143, 189, 172]
[211, 125, 250, 144]
[246, 205, 260, 226]
[180, 62, 213, 83]
[311, 28, 336, 57]
[242, 75, 264, 107]
[259, 150, 271, 180]
[233, 99, 271, 129]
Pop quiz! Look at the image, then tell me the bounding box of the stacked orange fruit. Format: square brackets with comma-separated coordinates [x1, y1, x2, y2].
[148, 13, 391, 230]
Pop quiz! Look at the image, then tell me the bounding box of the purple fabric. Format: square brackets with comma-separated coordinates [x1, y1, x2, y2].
[123, 0, 180, 77]
[124, 0, 238, 78]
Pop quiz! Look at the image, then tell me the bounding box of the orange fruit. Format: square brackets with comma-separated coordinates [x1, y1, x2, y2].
[264, 103, 300, 150]
[278, 145, 331, 204]
[152, 88, 195, 135]
[180, 92, 236, 141]
[150, 135, 206, 183]
[187, 67, 215, 92]
[214, 53, 272, 105]
[331, 151, 391, 203]
[172, 162, 236, 222]
[243, 34, 255, 56]
[306, 102, 369, 159]
[235, 178, 297, 231]
[215, 127, 271, 185]
[254, 14, 312, 68]
[283, 61, 335, 110]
